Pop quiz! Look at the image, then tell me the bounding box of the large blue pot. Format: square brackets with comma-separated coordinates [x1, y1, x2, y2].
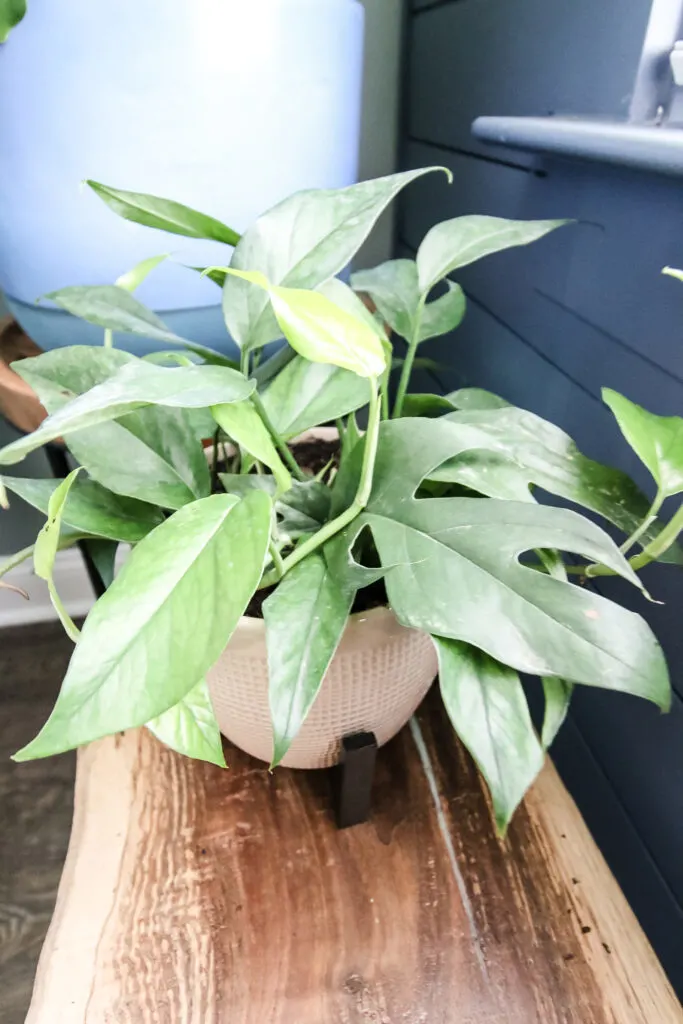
[0, 0, 364, 354]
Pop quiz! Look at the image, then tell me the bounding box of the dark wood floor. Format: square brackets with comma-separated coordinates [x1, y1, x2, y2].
[0, 622, 76, 1024]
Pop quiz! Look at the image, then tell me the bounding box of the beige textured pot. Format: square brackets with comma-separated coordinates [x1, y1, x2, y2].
[207, 606, 438, 769]
[206, 424, 438, 769]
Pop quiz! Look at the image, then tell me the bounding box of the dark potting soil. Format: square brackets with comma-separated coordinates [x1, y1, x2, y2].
[238, 434, 388, 619]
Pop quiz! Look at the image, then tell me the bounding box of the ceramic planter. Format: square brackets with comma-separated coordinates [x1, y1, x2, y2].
[207, 606, 438, 770]
[0, 0, 364, 354]
[206, 425, 438, 769]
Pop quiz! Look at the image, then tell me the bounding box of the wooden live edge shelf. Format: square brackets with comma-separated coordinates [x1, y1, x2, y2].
[25, 691, 682, 1024]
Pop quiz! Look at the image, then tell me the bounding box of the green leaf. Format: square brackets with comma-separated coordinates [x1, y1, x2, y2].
[353, 259, 466, 342]
[3, 475, 163, 542]
[341, 419, 670, 708]
[263, 553, 354, 766]
[219, 474, 330, 541]
[223, 269, 386, 379]
[447, 387, 511, 412]
[13, 490, 272, 760]
[0, 0, 25, 41]
[401, 394, 458, 418]
[417, 216, 568, 295]
[15, 349, 212, 509]
[45, 285, 189, 345]
[0, 361, 253, 465]
[260, 354, 369, 439]
[434, 637, 545, 836]
[83, 539, 119, 591]
[146, 679, 226, 768]
[541, 677, 574, 749]
[430, 404, 675, 553]
[87, 181, 241, 246]
[662, 266, 683, 284]
[34, 469, 84, 643]
[115, 254, 169, 292]
[212, 400, 291, 495]
[223, 167, 449, 351]
[603, 389, 683, 500]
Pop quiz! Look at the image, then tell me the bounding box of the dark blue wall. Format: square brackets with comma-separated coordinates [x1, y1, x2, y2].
[400, 0, 683, 994]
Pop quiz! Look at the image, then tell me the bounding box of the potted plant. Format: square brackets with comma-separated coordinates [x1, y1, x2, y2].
[0, 0, 364, 352]
[1, 167, 677, 835]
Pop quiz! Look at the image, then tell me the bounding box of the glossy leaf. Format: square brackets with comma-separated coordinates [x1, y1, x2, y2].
[223, 269, 386, 379]
[401, 394, 457, 418]
[263, 553, 354, 766]
[434, 637, 545, 835]
[339, 419, 669, 708]
[146, 679, 226, 768]
[353, 259, 466, 342]
[603, 388, 683, 499]
[260, 355, 369, 439]
[15, 348, 212, 508]
[87, 180, 241, 245]
[13, 491, 272, 760]
[430, 403, 678, 555]
[0, 0, 25, 41]
[115, 254, 169, 292]
[223, 167, 449, 351]
[45, 285, 189, 344]
[447, 387, 511, 412]
[212, 400, 291, 494]
[417, 215, 568, 294]
[541, 678, 574, 749]
[34, 469, 83, 643]
[0, 361, 253, 465]
[3, 475, 163, 542]
[317, 277, 390, 341]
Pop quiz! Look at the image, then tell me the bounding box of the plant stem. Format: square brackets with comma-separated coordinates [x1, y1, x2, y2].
[210, 428, 221, 493]
[240, 348, 250, 376]
[620, 490, 664, 555]
[568, 502, 683, 578]
[393, 295, 426, 419]
[250, 392, 307, 483]
[103, 329, 113, 349]
[268, 540, 286, 581]
[380, 366, 390, 420]
[259, 379, 381, 588]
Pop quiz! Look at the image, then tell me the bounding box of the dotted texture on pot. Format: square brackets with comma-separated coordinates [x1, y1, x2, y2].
[207, 607, 438, 769]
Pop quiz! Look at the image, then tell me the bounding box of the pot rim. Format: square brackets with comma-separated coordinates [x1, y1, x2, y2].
[234, 603, 414, 641]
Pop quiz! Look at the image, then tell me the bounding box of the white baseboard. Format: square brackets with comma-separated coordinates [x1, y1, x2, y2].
[0, 548, 98, 629]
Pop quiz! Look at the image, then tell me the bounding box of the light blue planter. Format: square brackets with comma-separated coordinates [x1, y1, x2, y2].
[0, 0, 364, 354]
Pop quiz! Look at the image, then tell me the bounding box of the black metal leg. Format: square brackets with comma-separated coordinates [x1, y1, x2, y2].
[333, 731, 378, 829]
[45, 444, 107, 598]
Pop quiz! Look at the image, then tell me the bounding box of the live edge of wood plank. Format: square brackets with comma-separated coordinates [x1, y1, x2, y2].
[25, 693, 683, 1024]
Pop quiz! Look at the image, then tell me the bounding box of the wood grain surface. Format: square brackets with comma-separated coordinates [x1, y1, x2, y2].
[25, 690, 682, 1024]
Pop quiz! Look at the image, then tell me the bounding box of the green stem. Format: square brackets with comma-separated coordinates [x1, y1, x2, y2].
[569, 502, 683, 579]
[393, 295, 426, 419]
[250, 392, 306, 483]
[268, 540, 286, 581]
[240, 348, 250, 376]
[380, 365, 390, 420]
[259, 379, 381, 588]
[103, 328, 113, 349]
[620, 490, 664, 555]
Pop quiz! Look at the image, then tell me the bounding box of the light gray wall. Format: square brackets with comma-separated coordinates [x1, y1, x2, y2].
[401, 0, 683, 996]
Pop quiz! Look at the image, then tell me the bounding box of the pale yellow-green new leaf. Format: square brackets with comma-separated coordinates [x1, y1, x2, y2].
[34, 468, 84, 643]
[146, 679, 226, 768]
[217, 268, 386, 379]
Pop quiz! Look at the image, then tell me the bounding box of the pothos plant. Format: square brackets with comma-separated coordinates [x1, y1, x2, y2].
[1, 167, 679, 834]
